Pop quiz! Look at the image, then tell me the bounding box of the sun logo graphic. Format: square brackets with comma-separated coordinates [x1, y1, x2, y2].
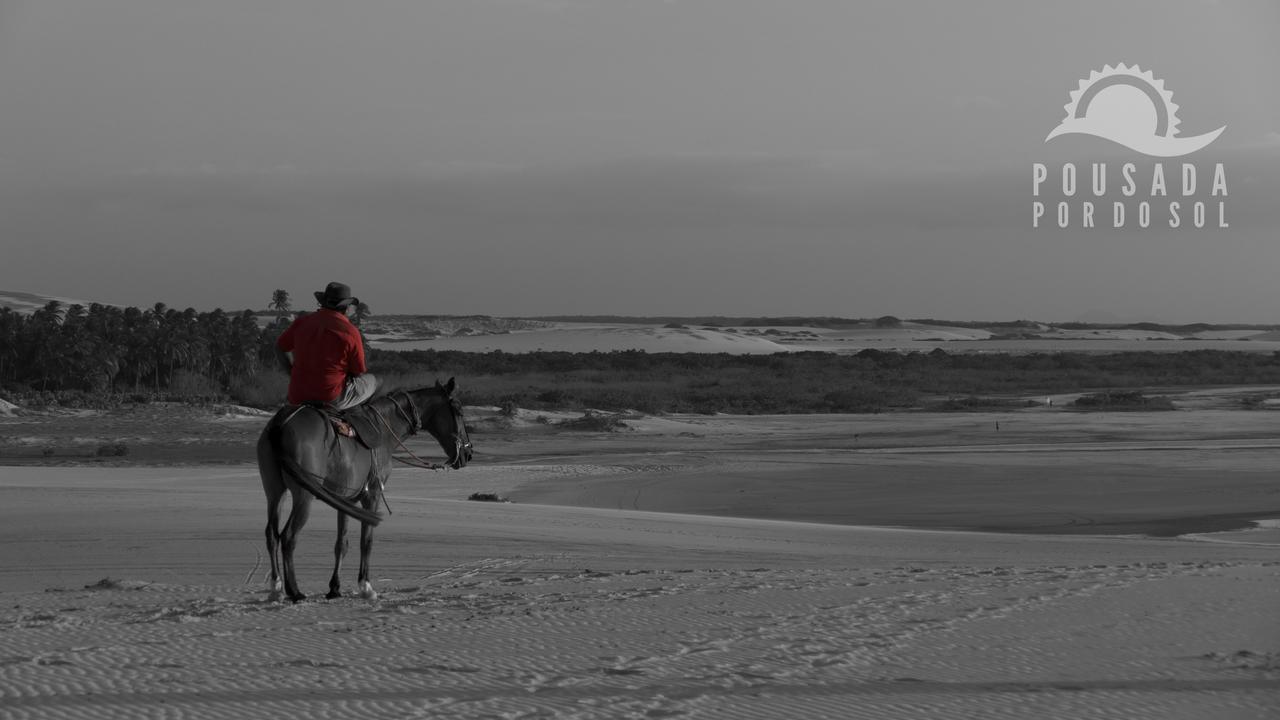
[1045, 63, 1226, 157]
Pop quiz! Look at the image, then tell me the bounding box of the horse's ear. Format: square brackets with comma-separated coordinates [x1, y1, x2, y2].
[444, 377, 457, 395]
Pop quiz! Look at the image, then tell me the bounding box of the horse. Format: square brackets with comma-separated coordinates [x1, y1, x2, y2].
[256, 378, 472, 602]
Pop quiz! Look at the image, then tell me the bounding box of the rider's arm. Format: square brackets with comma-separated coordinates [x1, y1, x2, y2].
[275, 320, 297, 374]
[347, 330, 367, 376]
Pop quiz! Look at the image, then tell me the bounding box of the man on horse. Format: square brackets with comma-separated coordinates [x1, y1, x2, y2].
[275, 281, 377, 411]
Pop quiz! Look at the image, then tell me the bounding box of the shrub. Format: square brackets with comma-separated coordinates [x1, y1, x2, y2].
[536, 389, 568, 405]
[467, 492, 510, 503]
[96, 443, 129, 457]
[1072, 391, 1175, 411]
[498, 398, 520, 417]
[167, 370, 224, 401]
[560, 411, 630, 432]
[931, 397, 1038, 411]
[228, 370, 289, 409]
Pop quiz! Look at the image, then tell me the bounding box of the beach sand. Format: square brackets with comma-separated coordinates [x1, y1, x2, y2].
[1, 398, 1278, 718]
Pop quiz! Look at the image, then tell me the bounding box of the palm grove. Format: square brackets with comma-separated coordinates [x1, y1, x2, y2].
[0, 299, 282, 401]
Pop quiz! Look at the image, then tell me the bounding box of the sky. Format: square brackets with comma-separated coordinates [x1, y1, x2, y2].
[1, 0, 1278, 322]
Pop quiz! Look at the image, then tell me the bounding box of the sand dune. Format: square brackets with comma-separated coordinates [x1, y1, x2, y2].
[370, 321, 997, 356]
[0, 289, 106, 314]
[1041, 328, 1185, 341]
[1241, 329, 1280, 342]
[373, 324, 792, 354]
[2, 459, 1277, 717]
[369, 321, 1280, 356]
[810, 324, 993, 341]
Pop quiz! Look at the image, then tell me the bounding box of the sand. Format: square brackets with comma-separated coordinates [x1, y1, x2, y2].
[373, 324, 792, 355]
[365, 320, 1280, 356]
[1, 397, 1279, 718]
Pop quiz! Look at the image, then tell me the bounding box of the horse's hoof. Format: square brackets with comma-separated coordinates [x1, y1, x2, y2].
[288, 593, 307, 603]
[359, 581, 378, 600]
[267, 589, 283, 602]
[326, 589, 342, 600]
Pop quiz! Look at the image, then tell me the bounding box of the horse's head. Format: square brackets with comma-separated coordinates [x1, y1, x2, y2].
[406, 378, 472, 469]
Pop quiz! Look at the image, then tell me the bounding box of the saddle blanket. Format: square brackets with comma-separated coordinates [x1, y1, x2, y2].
[283, 402, 384, 449]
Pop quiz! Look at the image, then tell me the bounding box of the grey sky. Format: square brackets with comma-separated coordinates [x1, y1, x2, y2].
[1, 1, 1278, 321]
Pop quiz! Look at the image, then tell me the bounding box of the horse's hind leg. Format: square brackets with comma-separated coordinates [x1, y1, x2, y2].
[264, 495, 284, 600]
[279, 489, 313, 603]
[257, 431, 285, 600]
[327, 512, 349, 599]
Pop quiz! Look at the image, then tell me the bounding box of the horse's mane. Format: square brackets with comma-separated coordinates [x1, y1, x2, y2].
[366, 384, 454, 411]
[373, 384, 440, 400]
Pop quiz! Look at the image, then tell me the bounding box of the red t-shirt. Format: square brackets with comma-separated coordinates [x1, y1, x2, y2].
[276, 309, 367, 405]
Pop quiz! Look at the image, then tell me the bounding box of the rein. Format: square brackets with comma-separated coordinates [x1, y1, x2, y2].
[374, 391, 447, 472]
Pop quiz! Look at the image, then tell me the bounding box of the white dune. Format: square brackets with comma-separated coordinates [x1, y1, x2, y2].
[0, 290, 106, 314]
[0, 464, 1275, 719]
[1043, 328, 1185, 341]
[814, 324, 994, 342]
[373, 324, 791, 354]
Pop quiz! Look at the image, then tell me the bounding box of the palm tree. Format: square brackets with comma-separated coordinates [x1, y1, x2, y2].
[202, 308, 233, 385]
[227, 310, 262, 379]
[119, 306, 154, 392]
[55, 305, 94, 390]
[84, 304, 123, 391]
[177, 308, 209, 379]
[0, 308, 25, 384]
[146, 303, 171, 391]
[26, 301, 63, 390]
[353, 301, 371, 327]
[269, 289, 291, 311]
[269, 289, 292, 322]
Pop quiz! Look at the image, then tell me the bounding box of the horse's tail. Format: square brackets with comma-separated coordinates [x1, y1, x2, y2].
[269, 421, 384, 527]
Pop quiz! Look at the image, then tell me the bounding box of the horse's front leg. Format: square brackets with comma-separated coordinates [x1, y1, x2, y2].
[356, 458, 387, 601]
[357, 507, 377, 600]
[327, 512, 349, 599]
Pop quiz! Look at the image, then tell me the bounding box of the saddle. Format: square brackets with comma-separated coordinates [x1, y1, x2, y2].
[297, 402, 385, 450]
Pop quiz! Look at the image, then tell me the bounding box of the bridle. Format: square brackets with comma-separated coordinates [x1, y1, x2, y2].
[376, 388, 470, 471]
[440, 394, 473, 468]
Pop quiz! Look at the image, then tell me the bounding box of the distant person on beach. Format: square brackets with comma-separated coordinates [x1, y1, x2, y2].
[275, 281, 377, 410]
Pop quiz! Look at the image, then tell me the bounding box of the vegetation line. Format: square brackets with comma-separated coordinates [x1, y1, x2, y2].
[6, 300, 1280, 415]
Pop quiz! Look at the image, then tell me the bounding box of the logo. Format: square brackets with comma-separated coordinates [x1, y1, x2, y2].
[1033, 63, 1229, 229]
[1044, 63, 1226, 157]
